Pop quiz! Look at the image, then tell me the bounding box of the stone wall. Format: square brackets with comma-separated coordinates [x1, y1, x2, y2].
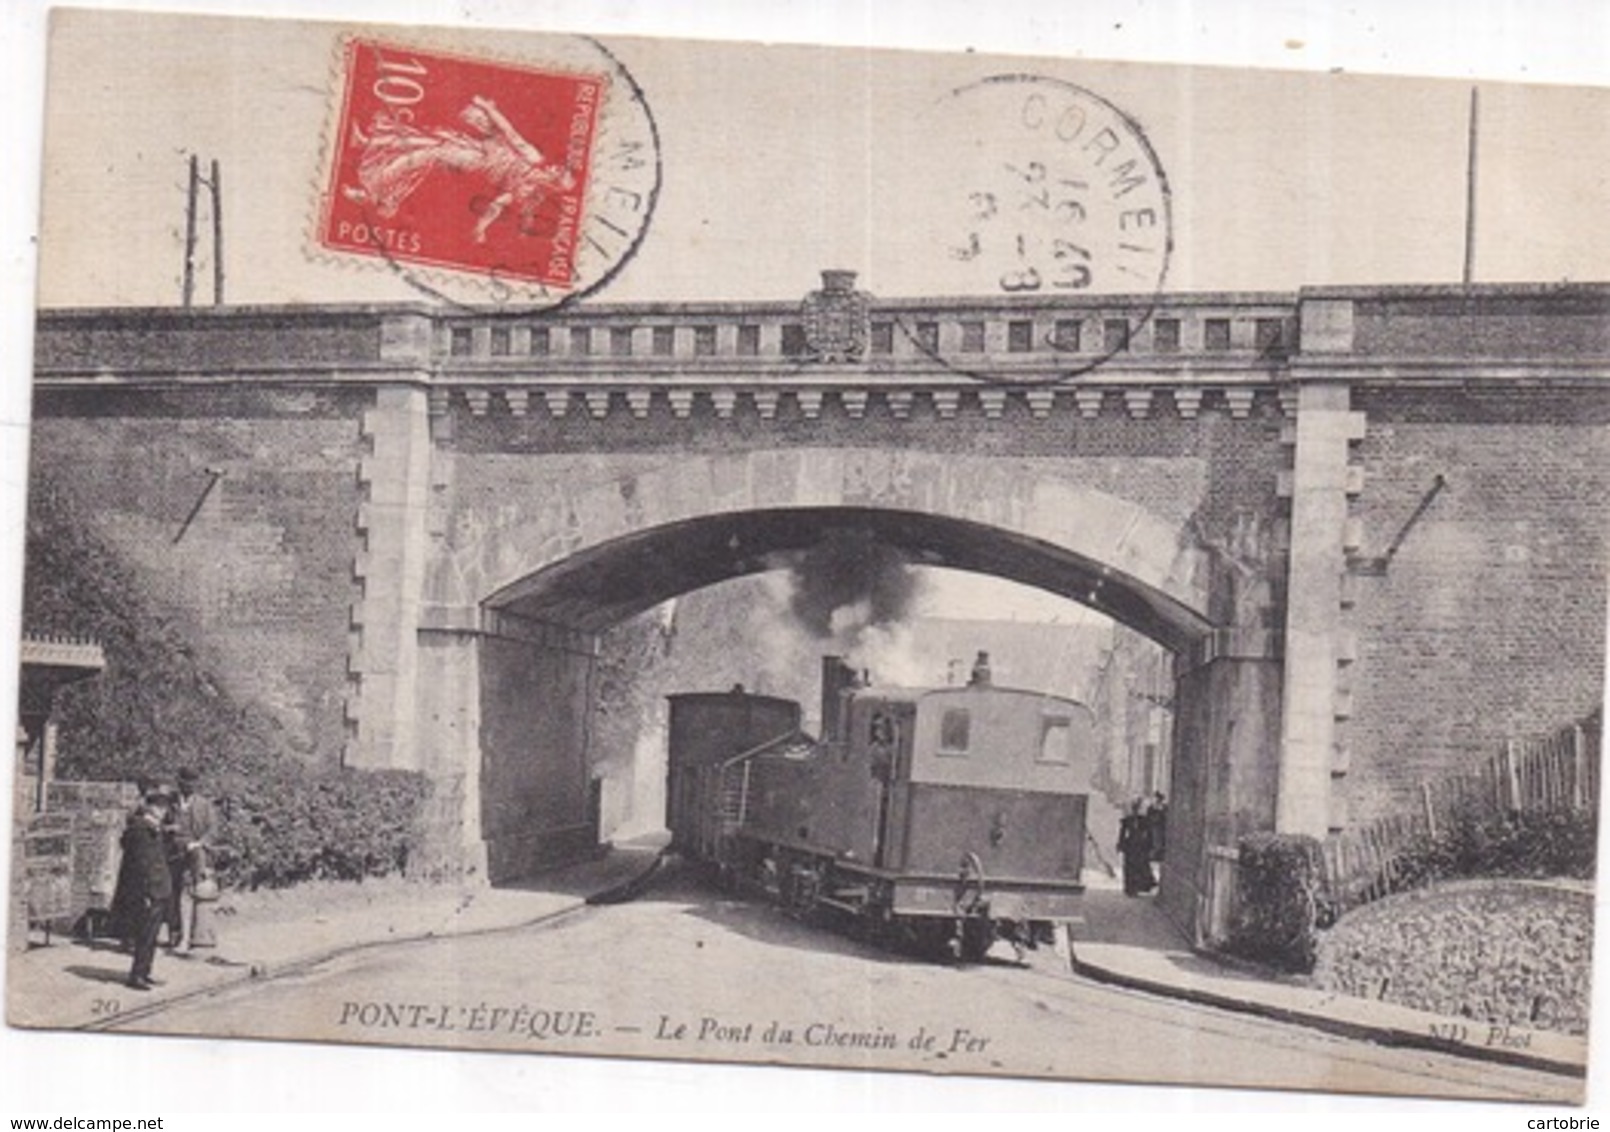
[43, 780, 139, 932]
[432, 401, 1288, 633]
[1163, 653, 1284, 932]
[476, 635, 595, 883]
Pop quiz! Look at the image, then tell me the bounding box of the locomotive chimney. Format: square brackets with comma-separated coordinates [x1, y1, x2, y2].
[820, 655, 858, 741]
[969, 650, 993, 687]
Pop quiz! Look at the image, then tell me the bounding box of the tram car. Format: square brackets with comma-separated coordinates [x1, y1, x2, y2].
[667, 654, 1091, 960]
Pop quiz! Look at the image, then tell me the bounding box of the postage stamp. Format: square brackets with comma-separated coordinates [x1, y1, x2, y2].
[316, 35, 658, 307]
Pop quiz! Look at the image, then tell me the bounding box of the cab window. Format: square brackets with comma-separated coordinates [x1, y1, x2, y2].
[938, 708, 971, 755]
[1038, 717, 1072, 764]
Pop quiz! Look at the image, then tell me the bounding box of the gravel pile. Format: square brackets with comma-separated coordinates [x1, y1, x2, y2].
[1311, 879, 1594, 1035]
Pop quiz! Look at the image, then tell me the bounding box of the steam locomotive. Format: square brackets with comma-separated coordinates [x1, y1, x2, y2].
[666, 654, 1090, 961]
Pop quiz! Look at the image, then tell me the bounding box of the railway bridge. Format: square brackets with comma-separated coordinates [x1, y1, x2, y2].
[27, 277, 1610, 932]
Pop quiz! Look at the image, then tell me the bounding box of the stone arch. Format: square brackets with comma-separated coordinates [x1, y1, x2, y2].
[431, 447, 1247, 886]
[451, 448, 1213, 648]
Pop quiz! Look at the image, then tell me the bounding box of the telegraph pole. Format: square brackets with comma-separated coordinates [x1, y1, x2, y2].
[208, 158, 225, 305]
[1462, 87, 1479, 285]
[180, 153, 226, 306]
[182, 154, 199, 307]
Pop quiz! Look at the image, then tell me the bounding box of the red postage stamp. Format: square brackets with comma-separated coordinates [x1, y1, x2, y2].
[320, 38, 605, 289]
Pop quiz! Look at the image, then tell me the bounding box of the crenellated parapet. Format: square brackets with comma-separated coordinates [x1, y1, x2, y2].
[36, 278, 1609, 415]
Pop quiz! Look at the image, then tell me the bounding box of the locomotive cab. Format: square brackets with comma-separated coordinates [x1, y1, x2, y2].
[885, 685, 1091, 924]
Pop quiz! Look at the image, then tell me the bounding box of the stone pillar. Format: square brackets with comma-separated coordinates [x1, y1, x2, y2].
[1161, 631, 1283, 938]
[409, 601, 604, 883]
[1277, 382, 1364, 835]
[412, 611, 490, 879]
[476, 627, 600, 884]
[345, 382, 434, 772]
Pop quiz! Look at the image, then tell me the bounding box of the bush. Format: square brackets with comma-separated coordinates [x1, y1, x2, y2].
[1438, 806, 1597, 880]
[1227, 832, 1325, 973]
[24, 478, 431, 889]
[211, 766, 431, 889]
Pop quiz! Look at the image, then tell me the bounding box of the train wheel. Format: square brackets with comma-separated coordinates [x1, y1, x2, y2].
[782, 858, 824, 921]
[885, 916, 945, 959]
[957, 916, 993, 964]
[858, 904, 892, 948]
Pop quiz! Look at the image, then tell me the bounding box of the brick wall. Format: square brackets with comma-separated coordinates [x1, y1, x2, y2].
[1344, 387, 1610, 823]
[28, 387, 371, 765]
[33, 307, 392, 371]
[1351, 292, 1610, 359]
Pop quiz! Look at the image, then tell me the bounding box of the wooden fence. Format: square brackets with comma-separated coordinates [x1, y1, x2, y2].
[1317, 710, 1601, 914]
[1198, 844, 1242, 948]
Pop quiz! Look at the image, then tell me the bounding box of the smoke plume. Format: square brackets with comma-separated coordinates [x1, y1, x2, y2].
[775, 530, 935, 687]
[786, 530, 920, 638]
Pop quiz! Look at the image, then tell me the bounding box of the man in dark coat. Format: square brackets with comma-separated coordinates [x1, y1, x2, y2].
[1117, 798, 1156, 897]
[107, 778, 157, 950]
[123, 790, 174, 990]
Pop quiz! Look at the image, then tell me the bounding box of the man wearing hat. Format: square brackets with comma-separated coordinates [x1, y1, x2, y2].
[167, 767, 219, 950]
[123, 788, 174, 990]
[107, 777, 158, 951]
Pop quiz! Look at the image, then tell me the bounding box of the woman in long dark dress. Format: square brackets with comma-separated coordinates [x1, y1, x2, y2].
[1117, 799, 1156, 896]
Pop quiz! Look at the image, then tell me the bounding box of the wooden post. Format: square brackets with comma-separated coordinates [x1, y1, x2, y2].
[210, 158, 225, 306]
[1421, 781, 1438, 839]
[1551, 738, 1563, 807]
[1463, 87, 1479, 285]
[181, 153, 199, 307]
[36, 720, 58, 816]
[1572, 724, 1588, 810]
[1504, 739, 1522, 813]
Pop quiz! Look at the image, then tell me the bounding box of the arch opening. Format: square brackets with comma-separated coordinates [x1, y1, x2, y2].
[469, 506, 1211, 889]
[483, 506, 1212, 653]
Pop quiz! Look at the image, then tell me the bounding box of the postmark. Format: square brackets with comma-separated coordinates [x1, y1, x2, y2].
[895, 74, 1173, 381]
[316, 36, 659, 308]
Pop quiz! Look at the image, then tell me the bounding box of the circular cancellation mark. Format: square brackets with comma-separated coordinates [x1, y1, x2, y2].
[895, 73, 1173, 384]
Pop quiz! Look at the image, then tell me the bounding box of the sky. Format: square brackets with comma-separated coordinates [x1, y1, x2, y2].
[22, 3, 1610, 310]
[3, 0, 1610, 1123]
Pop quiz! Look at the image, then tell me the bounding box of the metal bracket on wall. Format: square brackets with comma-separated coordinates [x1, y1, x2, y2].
[172, 467, 226, 545]
[1347, 473, 1447, 576]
